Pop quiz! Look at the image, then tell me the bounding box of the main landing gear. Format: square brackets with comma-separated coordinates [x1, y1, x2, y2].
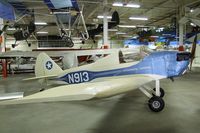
[139, 79, 165, 112]
[148, 96, 165, 112]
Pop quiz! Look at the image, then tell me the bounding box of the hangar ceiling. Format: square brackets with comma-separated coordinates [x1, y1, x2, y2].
[4, 0, 200, 38]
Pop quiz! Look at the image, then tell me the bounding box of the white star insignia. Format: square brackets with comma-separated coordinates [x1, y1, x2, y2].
[46, 61, 53, 70]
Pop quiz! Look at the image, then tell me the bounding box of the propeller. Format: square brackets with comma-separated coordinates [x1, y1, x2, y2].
[189, 34, 198, 70]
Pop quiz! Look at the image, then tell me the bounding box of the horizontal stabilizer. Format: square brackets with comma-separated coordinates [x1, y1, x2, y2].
[0, 92, 24, 100]
[23, 75, 57, 81]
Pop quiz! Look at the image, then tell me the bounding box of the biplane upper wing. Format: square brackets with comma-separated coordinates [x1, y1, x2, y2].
[0, 0, 15, 20]
[43, 0, 79, 24]
[0, 0, 30, 21]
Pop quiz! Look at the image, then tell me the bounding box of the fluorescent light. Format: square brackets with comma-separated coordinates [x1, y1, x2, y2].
[7, 28, 16, 31]
[190, 9, 194, 12]
[37, 31, 48, 34]
[112, 2, 140, 8]
[129, 17, 148, 20]
[95, 35, 102, 37]
[190, 23, 196, 27]
[112, 2, 123, 7]
[150, 36, 159, 38]
[108, 29, 118, 32]
[35, 22, 47, 25]
[122, 35, 132, 38]
[136, 25, 151, 28]
[60, 29, 74, 31]
[118, 25, 136, 28]
[116, 32, 126, 35]
[51, 11, 70, 14]
[125, 3, 140, 8]
[97, 15, 112, 19]
[156, 27, 164, 32]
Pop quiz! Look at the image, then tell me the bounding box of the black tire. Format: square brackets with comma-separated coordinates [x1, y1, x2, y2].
[153, 88, 165, 97]
[148, 96, 165, 112]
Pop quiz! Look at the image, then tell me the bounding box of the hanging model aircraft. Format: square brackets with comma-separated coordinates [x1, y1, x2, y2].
[0, 0, 89, 47]
[0, 49, 191, 112]
[0, 0, 37, 47]
[87, 10, 120, 43]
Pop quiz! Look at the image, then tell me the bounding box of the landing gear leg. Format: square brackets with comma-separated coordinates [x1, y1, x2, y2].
[139, 79, 165, 112]
[153, 88, 165, 97]
[149, 79, 165, 112]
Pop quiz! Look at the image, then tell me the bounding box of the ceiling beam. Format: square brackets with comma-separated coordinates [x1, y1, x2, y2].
[147, 11, 176, 25]
[144, 0, 171, 14]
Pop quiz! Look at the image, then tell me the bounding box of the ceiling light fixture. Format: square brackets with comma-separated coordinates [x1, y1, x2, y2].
[118, 25, 136, 28]
[190, 23, 196, 27]
[7, 28, 16, 31]
[129, 17, 148, 21]
[97, 15, 112, 19]
[116, 32, 126, 35]
[124, 3, 140, 8]
[34, 22, 47, 25]
[95, 35, 102, 37]
[112, 2, 123, 7]
[37, 31, 48, 34]
[51, 11, 70, 15]
[122, 35, 132, 38]
[60, 28, 74, 31]
[112, 2, 140, 8]
[108, 29, 118, 32]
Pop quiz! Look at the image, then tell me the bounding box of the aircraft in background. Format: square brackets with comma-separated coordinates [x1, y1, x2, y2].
[0, 49, 192, 112]
[0, 2, 36, 47]
[0, 0, 89, 48]
[43, 0, 89, 47]
[87, 11, 120, 43]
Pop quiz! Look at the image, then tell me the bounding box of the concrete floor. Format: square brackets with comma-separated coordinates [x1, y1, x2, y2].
[0, 70, 200, 133]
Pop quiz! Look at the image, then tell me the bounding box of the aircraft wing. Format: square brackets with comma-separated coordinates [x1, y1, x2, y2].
[43, 0, 79, 24]
[0, 74, 163, 105]
[0, 0, 15, 20]
[44, 0, 79, 11]
[0, 48, 140, 58]
[0, 0, 30, 20]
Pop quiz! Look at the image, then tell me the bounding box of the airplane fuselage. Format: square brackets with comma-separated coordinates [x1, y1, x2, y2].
[57, 51, 190, 84]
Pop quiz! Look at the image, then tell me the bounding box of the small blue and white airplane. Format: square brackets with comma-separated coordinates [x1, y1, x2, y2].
[0, 49, 191, 112]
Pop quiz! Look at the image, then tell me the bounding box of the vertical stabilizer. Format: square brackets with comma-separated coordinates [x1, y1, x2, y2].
[35, 52, 63, 77]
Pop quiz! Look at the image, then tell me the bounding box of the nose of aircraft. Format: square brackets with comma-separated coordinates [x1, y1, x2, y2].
[176, 52, 191, 61]
[175, 52, 191, 76]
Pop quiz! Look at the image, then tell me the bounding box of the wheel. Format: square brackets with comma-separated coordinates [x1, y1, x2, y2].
[153, 88, 165, 97]
[148, 96, 165, 112]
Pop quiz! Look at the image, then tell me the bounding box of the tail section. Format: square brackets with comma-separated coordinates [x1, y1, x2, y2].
[35, 52, 63, 77]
